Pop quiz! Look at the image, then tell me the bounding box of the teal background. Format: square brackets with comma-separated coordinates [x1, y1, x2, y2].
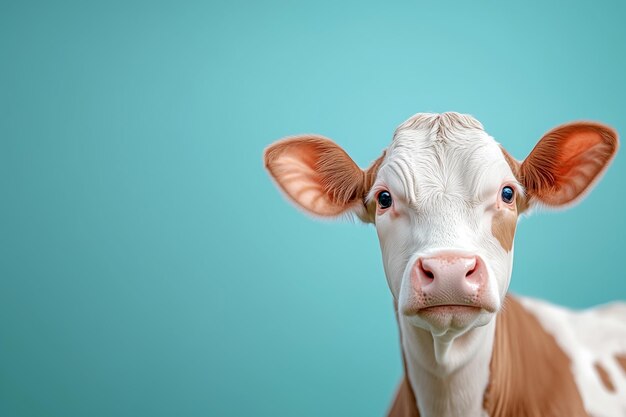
[2, 1, 625, 416]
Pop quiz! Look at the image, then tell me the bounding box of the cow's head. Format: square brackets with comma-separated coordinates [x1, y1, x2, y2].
[264, 112, 618, 339]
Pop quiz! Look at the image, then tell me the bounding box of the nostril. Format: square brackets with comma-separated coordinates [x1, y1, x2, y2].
[419, 260, 435, 280]
[465, 257, 479, 279]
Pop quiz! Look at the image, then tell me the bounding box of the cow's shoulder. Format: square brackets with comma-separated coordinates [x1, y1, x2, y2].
[517, 296, 626, 417]
[484, 295, 588, 416]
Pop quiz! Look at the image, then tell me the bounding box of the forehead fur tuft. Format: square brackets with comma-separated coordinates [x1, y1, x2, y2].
[395, 112, 484, 138]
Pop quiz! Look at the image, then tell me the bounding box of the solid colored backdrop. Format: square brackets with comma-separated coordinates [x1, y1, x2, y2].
[2, 1, 625, 416]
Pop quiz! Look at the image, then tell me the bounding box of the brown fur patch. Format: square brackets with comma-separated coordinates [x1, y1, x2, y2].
[491, 209, 518, 252]
[500, 146, 521, 179]
[499, 147, 530, 213]
[360, 150, 387, 223]
[616, 354, 626, 374]
[492, 150, 521, 251]
[483, 296, 589, 416]
[264, 136, 385, 219]
[594, 362, 616, 392]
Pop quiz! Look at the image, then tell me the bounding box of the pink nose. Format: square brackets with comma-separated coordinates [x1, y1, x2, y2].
[411, 253, 487, 305]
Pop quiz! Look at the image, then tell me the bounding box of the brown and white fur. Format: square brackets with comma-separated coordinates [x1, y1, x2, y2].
[264, 112, 626, 417]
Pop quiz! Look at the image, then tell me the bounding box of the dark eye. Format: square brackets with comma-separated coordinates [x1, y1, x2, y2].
[377, 191, 393, 209]
[501, 186, 514, 204]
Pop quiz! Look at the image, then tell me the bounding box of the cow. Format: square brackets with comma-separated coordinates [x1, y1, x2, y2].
[263, 112, 626, 417]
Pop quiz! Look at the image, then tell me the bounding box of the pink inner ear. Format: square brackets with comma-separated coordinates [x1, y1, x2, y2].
[522, 123, 618, 206]
[264, 136, 366, 217]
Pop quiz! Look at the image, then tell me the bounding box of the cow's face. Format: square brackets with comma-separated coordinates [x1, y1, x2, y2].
[265, 112, 617, 338]
[370, 114, 520, 337]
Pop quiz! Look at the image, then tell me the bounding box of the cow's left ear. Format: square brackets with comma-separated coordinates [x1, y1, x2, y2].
[505, 122, 618, 208]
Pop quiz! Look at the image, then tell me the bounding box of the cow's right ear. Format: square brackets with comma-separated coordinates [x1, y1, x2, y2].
[264, 135, 384, 223]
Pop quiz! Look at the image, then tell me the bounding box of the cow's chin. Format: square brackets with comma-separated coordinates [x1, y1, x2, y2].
[402, 305, 495, 336]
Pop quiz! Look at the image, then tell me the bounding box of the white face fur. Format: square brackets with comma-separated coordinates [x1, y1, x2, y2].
[369, 113, 520, 337]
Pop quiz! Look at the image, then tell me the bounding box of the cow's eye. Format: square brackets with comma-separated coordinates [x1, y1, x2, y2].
[377, 191, 393, 209]
[501, 186, 514, 204]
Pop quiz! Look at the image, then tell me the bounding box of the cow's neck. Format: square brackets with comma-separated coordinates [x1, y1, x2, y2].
[395, 296, 590, 417]
[399, 312, 495, 417]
